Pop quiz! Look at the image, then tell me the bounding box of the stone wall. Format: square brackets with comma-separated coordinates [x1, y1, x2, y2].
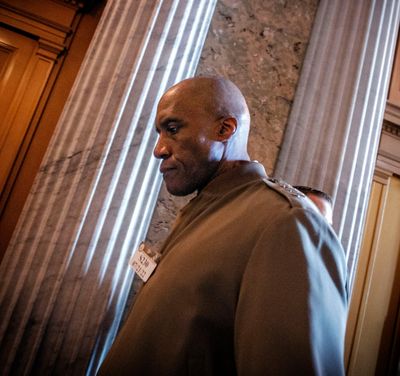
[146, 0, 318, 249]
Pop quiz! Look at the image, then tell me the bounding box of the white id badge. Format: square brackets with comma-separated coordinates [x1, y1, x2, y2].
[129, 243, 158, 282]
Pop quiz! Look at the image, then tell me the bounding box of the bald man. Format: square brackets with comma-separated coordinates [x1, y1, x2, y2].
[98, 77, 348, 375]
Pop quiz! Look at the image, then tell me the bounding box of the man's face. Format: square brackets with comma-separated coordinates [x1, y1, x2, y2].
[153, 91, 223, 196]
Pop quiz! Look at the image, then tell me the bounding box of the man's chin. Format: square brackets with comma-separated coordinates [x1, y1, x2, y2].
[164, 181, 195, 197]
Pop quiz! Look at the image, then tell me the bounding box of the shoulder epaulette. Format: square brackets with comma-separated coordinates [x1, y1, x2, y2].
[263, 177, 307, 209]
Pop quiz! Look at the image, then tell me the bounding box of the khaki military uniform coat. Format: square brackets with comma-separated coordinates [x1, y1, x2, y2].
[98, 162, 348, 375]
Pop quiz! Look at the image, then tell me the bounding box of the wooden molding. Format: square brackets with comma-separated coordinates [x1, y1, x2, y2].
[384, 102, 400, 128]
[375, 119, 400, 178]
[0, 0, 78, 30]
[0, 8, 69, 49]
[38, 38, 65, 57]
[373, 166, 392, 185]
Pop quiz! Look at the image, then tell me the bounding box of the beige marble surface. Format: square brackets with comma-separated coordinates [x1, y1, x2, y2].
[146, 0, 318, 249]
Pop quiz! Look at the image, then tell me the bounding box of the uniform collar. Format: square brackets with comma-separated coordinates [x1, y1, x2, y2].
[196, 161, 268, 198]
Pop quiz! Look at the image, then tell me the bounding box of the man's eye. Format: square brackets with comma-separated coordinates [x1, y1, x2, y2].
[166, 124, 179, 134]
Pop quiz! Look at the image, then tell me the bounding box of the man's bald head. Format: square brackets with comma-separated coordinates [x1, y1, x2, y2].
[161, 76, 250, 128]
[158, 77, 250, 156]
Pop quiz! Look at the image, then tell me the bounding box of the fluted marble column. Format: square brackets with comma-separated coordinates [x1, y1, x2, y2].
[274, 0, 400, 288]
[0, 0, 216, 374]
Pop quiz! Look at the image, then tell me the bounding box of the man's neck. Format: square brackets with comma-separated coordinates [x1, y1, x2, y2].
[213, 159, 251, 180]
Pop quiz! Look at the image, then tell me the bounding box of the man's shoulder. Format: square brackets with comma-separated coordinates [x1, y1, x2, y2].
[238, 176, 321, 222]
[261, 177, 309, 209]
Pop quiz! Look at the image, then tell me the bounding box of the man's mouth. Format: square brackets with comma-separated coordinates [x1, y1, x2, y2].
[160, 164, 177, 174]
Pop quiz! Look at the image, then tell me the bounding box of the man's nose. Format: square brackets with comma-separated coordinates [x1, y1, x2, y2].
[153, 137, 171, 159]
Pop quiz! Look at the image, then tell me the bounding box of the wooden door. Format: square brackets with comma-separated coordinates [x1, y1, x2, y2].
[345, 174, 400, 375]
[0, 1, 104, 259]
[0, 26, 53, 197]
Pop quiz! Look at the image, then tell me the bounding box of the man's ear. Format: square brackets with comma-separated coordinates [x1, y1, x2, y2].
[216, 117, 237, 141]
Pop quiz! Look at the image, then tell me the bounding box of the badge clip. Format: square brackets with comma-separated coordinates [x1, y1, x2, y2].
[129, 242, 159, 282]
